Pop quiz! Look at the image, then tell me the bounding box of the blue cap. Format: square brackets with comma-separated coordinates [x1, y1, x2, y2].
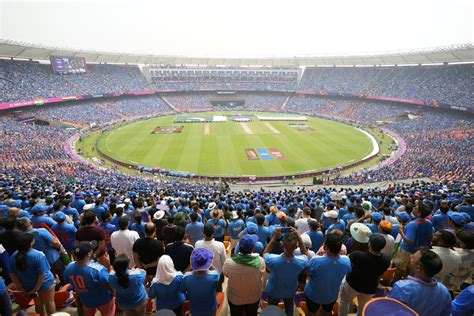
[461, 212, 471, 223]
[247, 222, 258, 234]
[238, 234, 259, 253]
[327, 202, 334, 207]
[396, 211, 410, 223]
[448, 211, 466, 226]
[31, 203, 48, 214]
[372, 212, 383, 222]
[54, 211, 67, 221]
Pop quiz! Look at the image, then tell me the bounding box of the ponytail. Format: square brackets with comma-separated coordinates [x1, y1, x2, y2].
[112, 254, 130, 288]
[16, 233, 34, 271]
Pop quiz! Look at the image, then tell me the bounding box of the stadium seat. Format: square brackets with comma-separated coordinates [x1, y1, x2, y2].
[54, 284, 73, 308]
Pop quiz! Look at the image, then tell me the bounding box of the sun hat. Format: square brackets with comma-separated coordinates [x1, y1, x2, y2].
[211, 209, 221, 219]
[323, 210, 338, 219]
[350, 223, 371, 243]
[239, 234, 259, 253]
[83, 204, 94, 211]
[153, 210, 165, 221]
[208, 202, 217, 210]
[190, 248, 214, 271]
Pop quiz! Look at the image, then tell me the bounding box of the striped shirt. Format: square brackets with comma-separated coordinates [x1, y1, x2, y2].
[223, 256, 265, 305]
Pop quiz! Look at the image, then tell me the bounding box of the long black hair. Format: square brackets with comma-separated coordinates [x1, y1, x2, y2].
[16, 233, 34, 271]
[112, 254, 130, 288]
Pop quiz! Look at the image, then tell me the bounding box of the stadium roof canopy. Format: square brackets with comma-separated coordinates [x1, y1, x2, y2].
[0, 39, 472, 66]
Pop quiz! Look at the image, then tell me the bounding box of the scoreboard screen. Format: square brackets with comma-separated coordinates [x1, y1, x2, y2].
[50, 56, 87, 74]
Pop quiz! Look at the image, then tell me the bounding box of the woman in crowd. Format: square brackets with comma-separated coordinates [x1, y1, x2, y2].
[148, 255, 186, 315]
[9, 233, 56, 316]
[109, 254, 147, 316]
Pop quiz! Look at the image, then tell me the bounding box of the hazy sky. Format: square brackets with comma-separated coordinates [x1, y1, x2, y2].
[1, 0, 472, 58]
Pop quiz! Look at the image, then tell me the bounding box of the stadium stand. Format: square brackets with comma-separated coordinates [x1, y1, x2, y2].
[0, 57, 473, 316]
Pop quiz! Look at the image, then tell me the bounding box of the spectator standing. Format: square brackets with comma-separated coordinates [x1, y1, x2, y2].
[223, 234, 265, 316]
[109, 254, 147, 316]
[263, 228, 308, 316]
[133, 222, 164, 276]
[180, 248, 220, 316]
[388, 249, 451, 316]
[338, 234, 391, 316]
[195, 223, 227, 292]
[148, 255, 186, 315]
[304, 233, 351, 316]
[111, 216, 140, 268]
[65, 241, 115, 316]
[9, 233, 56, 316]
[165, 226, 194, 273]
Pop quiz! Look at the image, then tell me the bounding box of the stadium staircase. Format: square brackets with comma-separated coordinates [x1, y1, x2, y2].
[280, 95, 292, 110]
[159, 95, 178, 112]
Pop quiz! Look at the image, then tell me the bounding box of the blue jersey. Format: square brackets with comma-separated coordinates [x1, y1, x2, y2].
[29, 228, 60, 265]
[432, 214, 449, 231]
[180, 270, 220, 316]
[0, 277, 6, 295]
[9, 249, 55, 292]
[71, 199, 86, 213]
[185, 222, 204, 246]
[98, 222, 117, 251]
[31, 215, 56, 229]
[305, 255, 352, 304]
[207, 219, 226, 238]
[227, 219, 245, 239]
[388, 276, 451, 316]
[109, 269, 147, 308]
[148, 274, 186, 310]
[327, 220, 346, 234]
[451, 285, 474, 316]
[264, 253, 308, 299]
[52, 223, 77, 252]
[64, 261, 113, 308]
[400, 218, 433, 253]
[130, 222, 146, 238]
[265, 214, 279, 226]
[304, 230, 324, 252]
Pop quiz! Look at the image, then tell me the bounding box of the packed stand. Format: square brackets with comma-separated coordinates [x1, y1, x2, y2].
[299, 64, 473, 108]
[151, 68, 298, 92]
[0, 59, 151, 103]
[0, 178, 473, 316]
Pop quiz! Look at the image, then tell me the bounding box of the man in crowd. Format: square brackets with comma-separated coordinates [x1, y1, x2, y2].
[388, 249, 452, 316]
[65, 241, 115, 316]
[195, 223, 227, 292]
[165, 226, 194, 273]
[392, 202, 433, 281]
[76, 210, 109, 269]
[223, 234, 266, 316]
[111, 216, 139, 268]
[133, 222, 164, 276]
[338, 234, 391, 316]
[263, 228, 308, 316]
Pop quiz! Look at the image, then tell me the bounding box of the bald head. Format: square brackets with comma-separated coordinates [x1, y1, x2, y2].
[8, 207, 20, 218]
[145, 222, 156, 237]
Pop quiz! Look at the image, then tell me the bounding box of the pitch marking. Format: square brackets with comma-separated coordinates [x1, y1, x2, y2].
[240, 122, 254, 134]
[264, 122, 280, 134]
[204, 124, 210, 135]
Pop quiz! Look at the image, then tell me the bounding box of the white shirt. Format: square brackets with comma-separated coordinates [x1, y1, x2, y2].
[295, 218, 310, 235]
[195, 239, 227, 273]
[380, 233, 395, 257]
[432, 246, 462, 282]
[111, 229, 140, 268]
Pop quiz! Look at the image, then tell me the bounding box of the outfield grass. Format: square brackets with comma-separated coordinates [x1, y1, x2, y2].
[89, 112, 377, 177]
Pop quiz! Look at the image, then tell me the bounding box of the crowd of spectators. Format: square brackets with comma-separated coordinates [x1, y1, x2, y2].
[32, 96, 172, 126]
[298, 64, 473, 108]
[0, 60, 150, 102]
[0, 175, 473, 315]
[163, 93, 288, 111]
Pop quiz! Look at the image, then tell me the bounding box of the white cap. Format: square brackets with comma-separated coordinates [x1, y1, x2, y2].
[323, 210, 338, 219]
